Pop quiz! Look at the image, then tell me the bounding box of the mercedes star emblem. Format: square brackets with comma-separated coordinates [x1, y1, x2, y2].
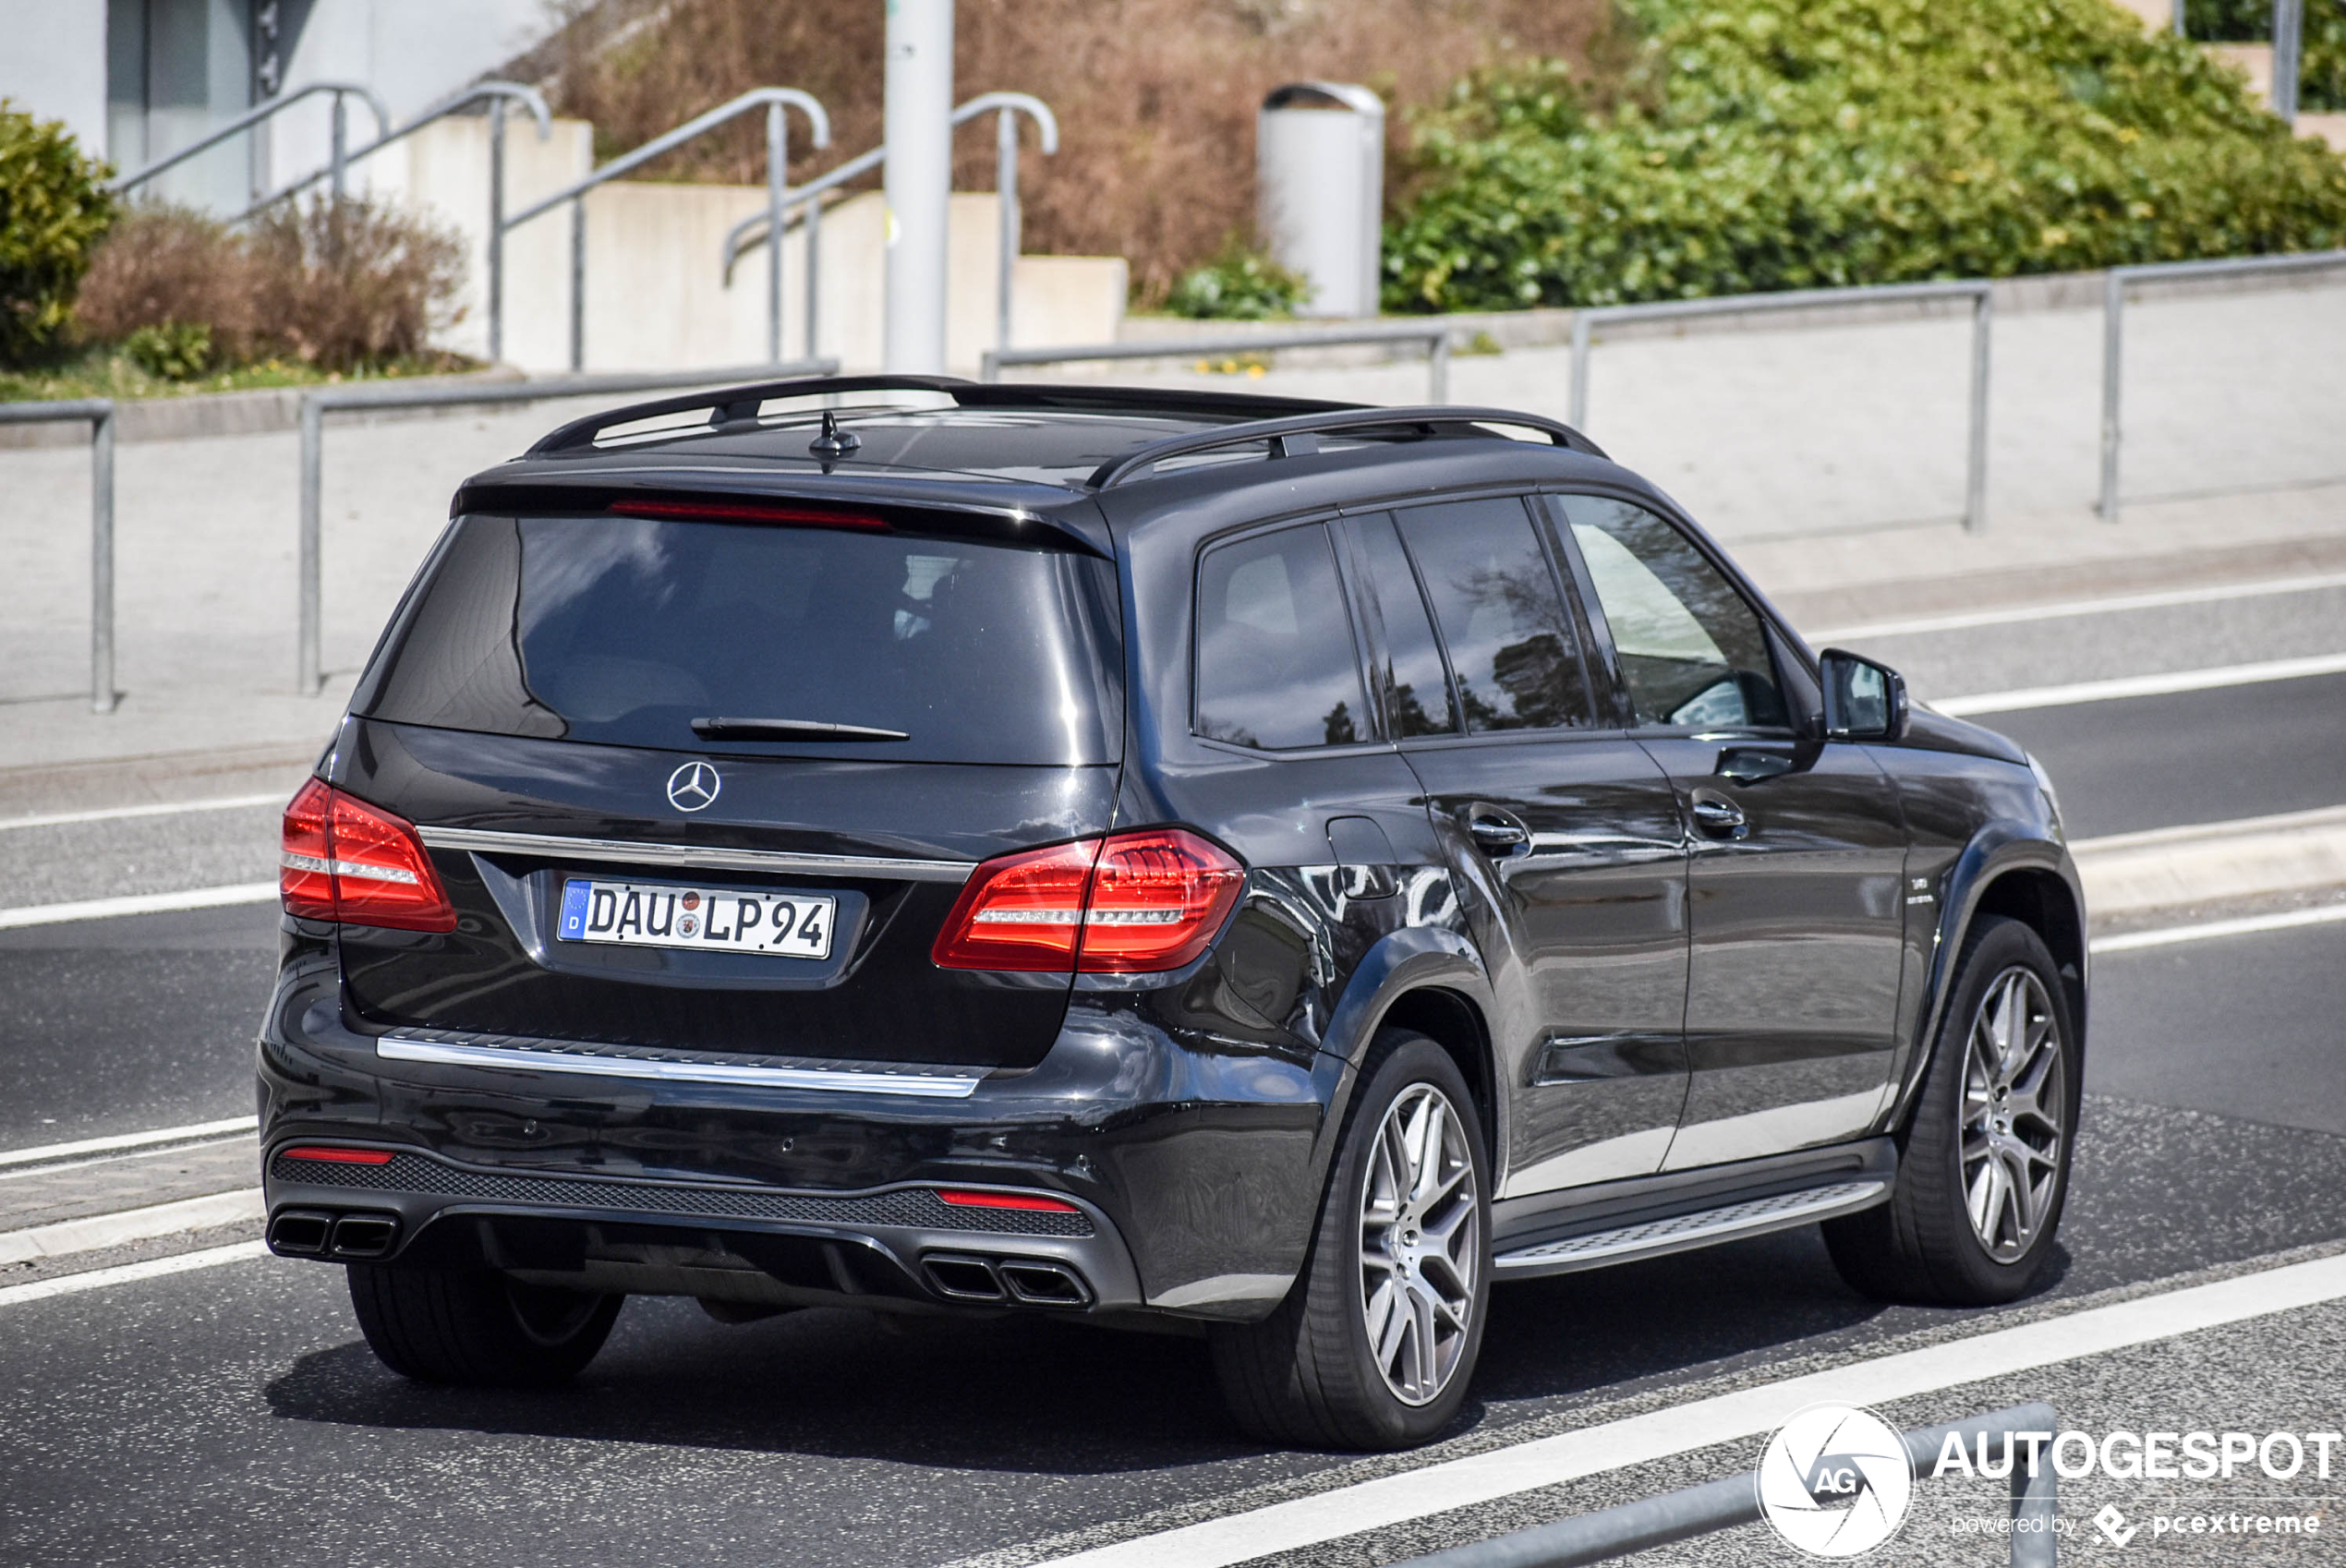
[665, 760, 720, 813]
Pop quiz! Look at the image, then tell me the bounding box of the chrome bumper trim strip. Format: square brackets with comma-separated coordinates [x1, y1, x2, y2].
[375, 1036, 985, 1098]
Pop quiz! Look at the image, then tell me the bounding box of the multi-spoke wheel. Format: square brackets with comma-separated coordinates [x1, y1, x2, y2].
[1826, 915, 2081, 1306]
[1211, 1029, 1492, 1449]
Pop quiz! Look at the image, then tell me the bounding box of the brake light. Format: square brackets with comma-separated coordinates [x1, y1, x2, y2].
[930, 828, 1244, 974]
[279, 779, 458, 933]
[279, 1146, 396, 1165]
[609, 499, 888, 530]
[935, 1188, 1082, 1213]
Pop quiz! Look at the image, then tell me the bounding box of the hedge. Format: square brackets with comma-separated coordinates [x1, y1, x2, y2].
[1385, 0, 2346, 312]
[0, 102, 117, 364]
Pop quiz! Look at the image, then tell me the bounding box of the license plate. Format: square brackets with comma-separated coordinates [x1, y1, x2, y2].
[557, 878, 835, 959]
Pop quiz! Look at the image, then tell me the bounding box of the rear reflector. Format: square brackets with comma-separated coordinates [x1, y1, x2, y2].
[279, 1146, 396, 1165]
[609, 499, 888, 530]
[929, 827, 1243, 974]
[280, 779, 458, 933]
[935, 1188, 1082, 1213]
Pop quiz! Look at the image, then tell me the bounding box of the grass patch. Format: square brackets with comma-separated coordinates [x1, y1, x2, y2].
[0, 345, 478, 404]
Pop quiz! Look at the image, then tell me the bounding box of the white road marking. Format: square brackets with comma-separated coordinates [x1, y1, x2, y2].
[0, 1189, 262, 1265]
[0, 1241, 272, 1311]
[2091, 902, 2346, 954]
[1934, 652, 2346, 716]
[1035, 1252, 2346, 1568]
[0, 792, 284, 833]
[1809, 570, 2346, 643]
[2070, 802, 2346, 854]
[0, 881, 278, 931]
[0, 1116, 259, 1169]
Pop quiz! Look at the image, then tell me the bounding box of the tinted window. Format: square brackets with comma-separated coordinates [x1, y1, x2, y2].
[1395, 498, 1591, 732]
[1558, 496, 1789, 731]
[357, 514, 1124, 765]
[1350, 514, 1457, 738]
[1195, 525, 1368, 750]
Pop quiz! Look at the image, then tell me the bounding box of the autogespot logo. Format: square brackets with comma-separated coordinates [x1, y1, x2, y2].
[1757, 1404, 1917, 1558]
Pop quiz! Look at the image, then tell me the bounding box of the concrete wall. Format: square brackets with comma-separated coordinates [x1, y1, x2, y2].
[389, 116, 1127, 373]
[0, 2, 110, 155]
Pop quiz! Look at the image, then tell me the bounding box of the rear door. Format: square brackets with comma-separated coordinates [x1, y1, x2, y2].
[1344, 498, 1691, 1197]
[331, 508, 1126, 1070]
[1548, 494, 1907, 1167]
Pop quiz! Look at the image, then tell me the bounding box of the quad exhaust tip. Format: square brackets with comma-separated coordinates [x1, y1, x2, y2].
[268, 1208, 400, 1260]
[921, 1253, 1092, 1308]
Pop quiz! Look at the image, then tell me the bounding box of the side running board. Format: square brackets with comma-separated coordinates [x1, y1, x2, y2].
[1493, 1180, 1890, 1279]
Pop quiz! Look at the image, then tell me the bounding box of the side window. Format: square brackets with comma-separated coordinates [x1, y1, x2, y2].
[1394, 497, 1593, 733]
[1195, 523, 1370, 750]
[1349, 513, 1458, 738]
[1555, 495, 1790, 731]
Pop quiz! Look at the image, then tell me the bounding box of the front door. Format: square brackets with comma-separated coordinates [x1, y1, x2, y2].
[1339, 499, 1691, 1197]
[1549, 494, 1907, 1170]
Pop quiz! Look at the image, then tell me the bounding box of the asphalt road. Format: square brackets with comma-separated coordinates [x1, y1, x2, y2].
[1, 586, 2342, 1567]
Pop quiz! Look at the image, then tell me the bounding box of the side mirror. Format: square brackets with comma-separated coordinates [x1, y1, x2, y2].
[1819, 648, 1907, 742]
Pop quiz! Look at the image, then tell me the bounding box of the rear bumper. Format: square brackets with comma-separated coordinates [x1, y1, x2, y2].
[258, 935, 1343, 1321]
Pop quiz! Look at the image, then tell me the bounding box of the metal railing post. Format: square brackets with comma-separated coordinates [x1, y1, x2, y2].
[570, 199, 587, 372]
[2098, 270, 2125, 521]
[2275, 0, 2304, 124]
[2009, 1422, 2061, 1568]
[804, 190, 824, 358]
[90, 404, 116, 713]
[1567, 310, 1592, 431]
[1429, 328, 1451, 404]
[110, 80, 391, 202]
[1965, 286, 1993, 532]
[298, 396, 324, 695]
[330, 92, 348, 202]
[997, 107, 1021, 353]
[488, 100, 508, 363]
[767, 102, 788, 364]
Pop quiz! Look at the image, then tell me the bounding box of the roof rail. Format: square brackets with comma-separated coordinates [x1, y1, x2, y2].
[1085, 406, 1606, 489]
[524, 375, 1364, 456]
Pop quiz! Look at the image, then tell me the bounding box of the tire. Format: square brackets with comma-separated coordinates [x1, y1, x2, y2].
[1825, 915, 2080, 1306]
[347, 1264, 623, 1387]
[1209, 1029, 1492, 1450]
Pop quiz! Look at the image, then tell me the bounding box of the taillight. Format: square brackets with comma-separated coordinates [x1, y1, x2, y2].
[930, 828, 1243, 974]
[279, 1146, 396, 1165]
[279, 779, 458, 933]
[935, 1188, 1082, 1213]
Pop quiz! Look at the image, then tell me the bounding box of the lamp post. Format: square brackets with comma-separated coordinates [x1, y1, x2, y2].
[884, 0, 954, 371]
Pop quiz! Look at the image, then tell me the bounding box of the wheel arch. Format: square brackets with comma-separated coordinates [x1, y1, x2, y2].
[1313, 927, 1503, 1186]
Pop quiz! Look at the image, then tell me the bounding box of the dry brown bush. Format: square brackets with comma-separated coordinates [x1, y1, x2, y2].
[537, 0, 1612, 303]
[73, 205, 261, 360]
[74, 198, 466, 370]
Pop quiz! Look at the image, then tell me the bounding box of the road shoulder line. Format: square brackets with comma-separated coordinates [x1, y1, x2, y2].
[0, 882, 278, 930]
[0, 1189, 262, 1266]
[0, 1241, 271, 1310]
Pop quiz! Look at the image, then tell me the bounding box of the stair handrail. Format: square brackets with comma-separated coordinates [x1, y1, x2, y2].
[720, 91, 1058, 356]
[109, 80, 393, 202]
[502, 88, 833, 371]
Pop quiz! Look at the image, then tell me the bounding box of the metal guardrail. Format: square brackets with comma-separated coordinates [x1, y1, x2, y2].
[983, 320, 1454, 403]
[1391, 1402, 2059, 1568]
[294, 361, 835, 694]
[1570, 279, 1995, 533]
[722, 93, 1058, 357]
[110, 80, 393, 206]
[0, 401, 115, 714]
[503, 90, 833, 374]
[2098, 247, 2346, 522]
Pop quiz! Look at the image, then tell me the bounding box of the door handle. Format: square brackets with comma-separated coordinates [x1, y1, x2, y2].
[1465, 808, 1530, 855]
[1690, 796, 1748, 838]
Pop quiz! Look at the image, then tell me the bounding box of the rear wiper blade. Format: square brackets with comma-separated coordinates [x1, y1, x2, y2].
[692, 717, 909, 742]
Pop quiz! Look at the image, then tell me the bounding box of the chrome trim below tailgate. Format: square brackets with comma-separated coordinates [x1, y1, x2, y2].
[416, 826, 975, 883]
[376, 1035, 986, 1098]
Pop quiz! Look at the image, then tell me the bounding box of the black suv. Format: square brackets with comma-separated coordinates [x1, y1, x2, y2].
[260, 376, 2085, 1449]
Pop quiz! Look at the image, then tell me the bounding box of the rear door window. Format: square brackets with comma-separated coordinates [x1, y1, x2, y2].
[1394, 498, 1595, 733]
[1346, 513, 1459, 739]
[354, 514, 1124, 765]
[1194, 523, 1370, 750]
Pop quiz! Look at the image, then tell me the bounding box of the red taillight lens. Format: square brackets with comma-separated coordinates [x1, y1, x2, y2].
[279, 1145, 396, 1165]
[935, 1188, 1082, 1213]
[1077, 829, 1246, 972]
[930, 828, 1244, 974]
[279, 780, 458, 933]
[609, 499, 889, 530]
[929, 839, 1098, 971]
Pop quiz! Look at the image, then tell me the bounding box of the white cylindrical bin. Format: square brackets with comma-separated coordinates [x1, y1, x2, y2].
[1256, 82, 1385, 320]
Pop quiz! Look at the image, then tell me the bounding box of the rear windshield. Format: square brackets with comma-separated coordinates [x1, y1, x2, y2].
[354, 514, 1125, 765]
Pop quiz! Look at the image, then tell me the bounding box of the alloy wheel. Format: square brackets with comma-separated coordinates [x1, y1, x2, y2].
[1358, 1083, 1480, 1405]
[1960, 966, 2067, 1261]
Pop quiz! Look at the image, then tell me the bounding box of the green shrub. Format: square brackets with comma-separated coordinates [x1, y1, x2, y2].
[0, 101, 117, 365]
[122, 321, 215, 380]
[2186, 0, 2346, 110]
[1164, 237, 1313, 319]
[1385, 0, 2346, 312]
